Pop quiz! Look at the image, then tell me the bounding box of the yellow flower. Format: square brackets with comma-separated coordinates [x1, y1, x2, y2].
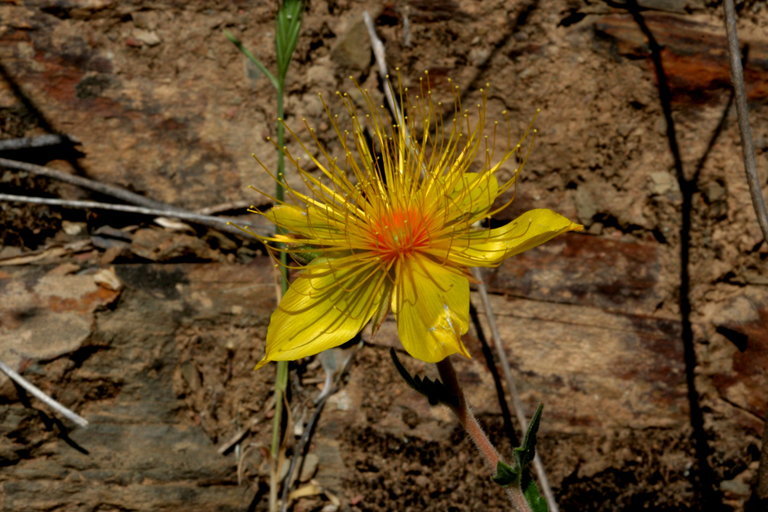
[249, 74, 582, 368]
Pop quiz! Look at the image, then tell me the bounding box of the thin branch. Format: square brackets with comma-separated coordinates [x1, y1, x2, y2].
[0, 157, 174, 212]
[722, 2, 768, 504]
[362, 11, 403, 126]
[722, 0, 768, 242]
[196, 200, 252, 216]
[472, 267, 559, 512]
[0, 193, 267, 238]
[0, 360, 88, 428]
[0, 158, 271, 237]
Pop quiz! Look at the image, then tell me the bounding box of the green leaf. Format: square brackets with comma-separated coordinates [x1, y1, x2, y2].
[275, 0, 304, 84]
[523, 480, 549, 512]
[224, 30, 279, 91]
[513, 403, 543, 471]
[492, 404, 549, 511]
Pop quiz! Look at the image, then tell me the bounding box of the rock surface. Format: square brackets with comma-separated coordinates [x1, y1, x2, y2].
[1, 0, 767, 510]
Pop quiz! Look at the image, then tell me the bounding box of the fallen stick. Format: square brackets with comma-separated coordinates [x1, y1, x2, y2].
[0, 193, 268, 239]
[723, 0, 768, 504]
[0, 157, 172, 211]
[0, 360, 88, 428]
[0, 158, 268, 238]
[723, 0, 768, 241]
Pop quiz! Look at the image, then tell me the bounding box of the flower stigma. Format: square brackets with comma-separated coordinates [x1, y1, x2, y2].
[368, 207, 433, 265]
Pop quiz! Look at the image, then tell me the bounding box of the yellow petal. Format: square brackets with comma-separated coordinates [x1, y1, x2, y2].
[266, 204, 342, 238]
[435, 208, 582, 267]
[392, 255, 471, 363]
[448, 172, 499, 221]
[257, 257, 387, 368]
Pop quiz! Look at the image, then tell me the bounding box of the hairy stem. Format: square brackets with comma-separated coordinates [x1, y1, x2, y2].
[436, 358, 531, 512]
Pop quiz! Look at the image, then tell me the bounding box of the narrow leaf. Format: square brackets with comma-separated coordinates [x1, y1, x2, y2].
[523, 481, 549, 512]
[492, 404, 549, 511]
[224, 30, 279, 91]
[275, 0, 304, 84]
[514, 403, 543, 470]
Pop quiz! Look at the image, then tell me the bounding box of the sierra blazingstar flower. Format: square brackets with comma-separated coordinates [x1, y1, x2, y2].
[250, 75, 582, 368]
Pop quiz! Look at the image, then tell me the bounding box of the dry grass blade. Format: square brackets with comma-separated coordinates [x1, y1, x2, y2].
[218, 417, 261, 456]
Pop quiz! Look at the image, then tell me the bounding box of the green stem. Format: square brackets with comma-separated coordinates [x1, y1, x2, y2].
[268, 81, 290, 512]
[275, 81, 289, 291]
[275, 83, 286, 204]
[270, 79, 290, 459]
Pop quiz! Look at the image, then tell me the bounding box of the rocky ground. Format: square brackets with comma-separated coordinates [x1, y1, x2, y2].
[1, 0, 767, 510]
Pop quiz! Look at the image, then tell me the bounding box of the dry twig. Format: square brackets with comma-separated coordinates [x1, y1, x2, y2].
[0, 157, 268, 238]
[722, 0, 768, 241]
[362, 11, 403, 126]
[0, 360, 88, 428]
[0, 192, 267, 236]
[722, 0, 768, 504]
[0, 157, 171, 211]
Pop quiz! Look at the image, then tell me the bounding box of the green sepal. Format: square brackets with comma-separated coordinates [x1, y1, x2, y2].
[492, 460, 520, 486]
[388, 349, 458, 408]
[523, 481, 549, 512]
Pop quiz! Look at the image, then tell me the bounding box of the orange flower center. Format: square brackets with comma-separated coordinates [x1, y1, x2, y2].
[369, 207, 432, 264]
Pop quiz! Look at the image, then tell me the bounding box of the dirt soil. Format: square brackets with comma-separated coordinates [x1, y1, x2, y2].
[1, 0, 768, 511]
